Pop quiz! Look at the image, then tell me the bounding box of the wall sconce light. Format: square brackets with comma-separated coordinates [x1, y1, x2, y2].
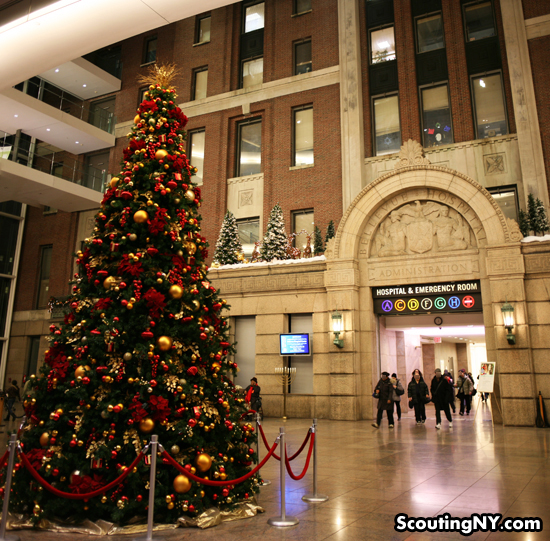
[332, 310, 344, 348]
[501, 301, 515, 345]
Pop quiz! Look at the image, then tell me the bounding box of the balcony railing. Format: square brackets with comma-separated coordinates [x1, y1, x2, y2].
[14, 77, 116, 135]
[1, 134, 107, 193]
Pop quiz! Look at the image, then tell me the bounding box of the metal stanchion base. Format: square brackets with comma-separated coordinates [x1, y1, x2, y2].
[261, 479, 272, 486]
[302, 493, 329, 502]
[267, 515, 299, 527]
[133, 535, 166, 541]
[0, 534, 21, 541]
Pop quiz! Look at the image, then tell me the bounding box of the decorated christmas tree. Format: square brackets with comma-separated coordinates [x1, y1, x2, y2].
[313, 225, 324, 256]
[260, 203, 288, 261]
[9, 66, 259, 525]
[214, 211, 242, 265]
[325, 220, 335, 244]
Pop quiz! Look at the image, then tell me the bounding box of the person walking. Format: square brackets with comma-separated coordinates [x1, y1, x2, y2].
[444, 370, 456, 413]
[455, 369, 474, 415]
[372, 371, 395, 429]
[391, 373, 404, 421]
[244, 377, 261, 413]
[430, 368, 453, 429]
[4, 379, 21, 422]
[408, 369, 430, 425]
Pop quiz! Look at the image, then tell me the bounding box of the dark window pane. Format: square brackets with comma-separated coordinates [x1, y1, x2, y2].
[294, 0, 311, 14]
[295, 41, 312, 75]
[26, 336, 41, 378]
[421, 85, 453, 147]
[198, 16, 211, 43]
[0, 201, 22, 216]
[238, 122, 262, 176]
[0, 278, 11, 336]
[144, 37, 157, 63]
[464, 2, 495, 42]
[417, 14, 444, 53]
[36, 246, 52, 309]
[0, 216, 19, 275]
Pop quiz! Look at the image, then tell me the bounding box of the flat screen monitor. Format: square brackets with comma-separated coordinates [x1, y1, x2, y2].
[279, 333, 310, 356]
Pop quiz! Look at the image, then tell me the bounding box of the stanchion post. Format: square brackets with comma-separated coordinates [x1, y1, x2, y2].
[134, 435, 165, 541]
[256, 413, 270, 486]
[267, 427, 298, 527]
[302, 419, 328, 503]
[0, 434, 20, 541]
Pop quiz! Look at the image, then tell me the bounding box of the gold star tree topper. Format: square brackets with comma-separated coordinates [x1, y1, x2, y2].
[137, 63, 181, 92]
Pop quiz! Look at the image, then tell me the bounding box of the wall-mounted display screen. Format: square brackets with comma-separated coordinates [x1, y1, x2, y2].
[280, 333, 310, 356]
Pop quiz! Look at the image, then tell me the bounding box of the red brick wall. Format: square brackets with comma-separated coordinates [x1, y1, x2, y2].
[529, 35, 550, 194]
[523, 0, 550, 19]
[14, 208, 78, 311]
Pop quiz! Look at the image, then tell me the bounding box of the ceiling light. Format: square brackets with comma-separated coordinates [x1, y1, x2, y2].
[75, 141, 79, 144]
[378, 41, 390, 48]
[83, 84, 87, 88]
[479, 79, 486, 87]
[55, 69, 59, 73]
[14, 114, 18, 118]
[46, 128, 50, 131]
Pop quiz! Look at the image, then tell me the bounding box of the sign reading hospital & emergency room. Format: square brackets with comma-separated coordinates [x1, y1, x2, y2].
[372, 280, 481, 315]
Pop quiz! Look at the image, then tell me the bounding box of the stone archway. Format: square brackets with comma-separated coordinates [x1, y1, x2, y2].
[324, 141, 530, 424]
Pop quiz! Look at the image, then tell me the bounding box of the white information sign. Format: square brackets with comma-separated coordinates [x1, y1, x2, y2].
[477, 362, 496, 393]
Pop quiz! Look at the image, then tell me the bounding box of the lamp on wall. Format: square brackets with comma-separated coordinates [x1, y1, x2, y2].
[332, 310, 344, 348]
[501, 301, 516, 345]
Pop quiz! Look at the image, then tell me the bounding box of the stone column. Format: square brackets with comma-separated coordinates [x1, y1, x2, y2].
[500, 0, 549, 206]
[337, 0, 366, 212]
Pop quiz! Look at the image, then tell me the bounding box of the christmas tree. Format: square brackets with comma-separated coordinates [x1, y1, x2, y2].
[518, 208, 529, 237]
[534, 197, 549, 235]
[9, 66, 259, 525]
[313, 225, 324, 256]
[214, 211, 242, 265]
[325, 220, 335, 244]
[527, 193, 537, 235]
[260, 203, 288, 261]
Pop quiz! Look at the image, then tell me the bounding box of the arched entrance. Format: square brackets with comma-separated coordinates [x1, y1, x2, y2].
[325, 141, 531, 425]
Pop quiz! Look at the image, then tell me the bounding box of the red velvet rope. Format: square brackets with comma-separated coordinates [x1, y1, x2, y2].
[18, 450, 144, 500]
[258, 425, 312, 462]
[0, 449, 9, 470]
[284, 432, 315, 481]
[160, 437, 279, 487]
[239, 410, 257, 421]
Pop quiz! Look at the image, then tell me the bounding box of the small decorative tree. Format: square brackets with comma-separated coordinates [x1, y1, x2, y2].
[534, 197, 550, 236]
[518, 209, 530, 238]
[214, 210, 243, 265]
[325, 220, 335, 244]
[313, 225, 324, 256]
[260, 203, 288, 261]
[527, 193, 538, 235]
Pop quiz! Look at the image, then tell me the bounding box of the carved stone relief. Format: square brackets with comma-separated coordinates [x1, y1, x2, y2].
[484, 153, 506, 175]
[372, 200, 477, 257]
[239, 189, 253, 207]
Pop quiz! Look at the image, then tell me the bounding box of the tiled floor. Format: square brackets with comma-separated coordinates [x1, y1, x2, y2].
[2, 399, 549, 540]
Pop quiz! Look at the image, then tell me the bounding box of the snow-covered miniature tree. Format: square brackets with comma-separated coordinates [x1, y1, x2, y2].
[518, 209, 530, 237]
[214, 210, 243, 265]
[313, 225, 324, 255]
[534, 197, 549, 236]
[325, 220, 335, 244]
[527, 193, 537, 235]
[260, 203, 288, 261]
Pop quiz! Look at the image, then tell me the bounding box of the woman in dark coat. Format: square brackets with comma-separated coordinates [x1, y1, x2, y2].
[372, 371, 395, 429]
[408, 369, 430, 425]
[430, 368, 453, 429]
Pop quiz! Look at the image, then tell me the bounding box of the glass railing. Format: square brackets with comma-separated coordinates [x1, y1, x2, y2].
[1, 134, 107, 193]
[14, 77, 116, 135]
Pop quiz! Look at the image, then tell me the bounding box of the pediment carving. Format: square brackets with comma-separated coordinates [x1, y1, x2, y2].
[394, 139, 431, 170]
[372, 200, 477, 258]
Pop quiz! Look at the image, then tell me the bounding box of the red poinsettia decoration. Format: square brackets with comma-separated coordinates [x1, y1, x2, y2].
[91, 298, 112, 313]
[25, 448, 45, 470]
[123, 138, 147, 161]
[129, 395, 149, 422]
[149, 395, 171, 421]
[44, 347, 70, 379]
[143, 288, 166, 318]
[118, 255, 144, 277]
[148, 207, 168, 235]
[69, 473, 104, 494]
[168, 107, 188, 128]
[138, 100, 158, 114]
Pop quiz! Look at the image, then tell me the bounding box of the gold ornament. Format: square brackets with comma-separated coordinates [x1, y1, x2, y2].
[185, 242, 197, 255]
[173, 474, 192, 494]
[155, 149, 169, 160]
[134, 114, 141, 124]
[184, 189, 195, 202]
[74, 365, 90, 378]
[110, 177, 120, 189]
[192, 300, 201, 311]
[39, 432, 50, 447]
[103, 276, 117, 290]
[157, 336, 173, 351]
[171, 445, 180, 454]
[133, 210, 149, 223]
[139, 418, 155, 433]
[168, 285, 183, 299]
[195, 453, 212, 473]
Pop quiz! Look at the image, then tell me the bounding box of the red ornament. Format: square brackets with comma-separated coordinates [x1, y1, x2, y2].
[188, 419, 197, 427]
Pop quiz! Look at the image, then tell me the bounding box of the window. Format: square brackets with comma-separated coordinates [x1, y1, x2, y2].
[421, 84, 453, 147]
[244, 3, 265, 32]
[242, 57, 263, 88]
[295, 40, 312, 75]
[471, 73, 508, 139]
[143, 36, 157, 64]
[237, 217, 260, 257]
[26, 336, 41, 378]
[293, 0, 311, 15]
[89, 96, 115, 132]
[293, 107, 313, 166]
[487, 185, 518, 222]
[188, 130, 205, 185]
[464, 1, 495, 42]
[36, 245, 52, 309]
[416, 14, 444, 53]
[192, 68, 208, 100]
[292, 209, 314, 250]
[237, 120, 262, 176]
[373, 94, 401, 156]
[138, 87, 148, 106]
[196, 14, 211, 44]
[370, 26, 395, 64]
[52, 162, 64, 178]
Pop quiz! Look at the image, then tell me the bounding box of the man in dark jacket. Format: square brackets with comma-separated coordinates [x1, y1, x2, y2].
[372, 372, 394, 429]
[245, 377, 261, 413]
[4, 379, 21, 422]
[408, 369, 430, 424]
[430, 368, 453, 429]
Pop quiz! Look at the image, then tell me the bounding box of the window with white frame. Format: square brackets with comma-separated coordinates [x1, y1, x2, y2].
[193, 68, 208, 100]
[245, 3, 265, 32]
[293, 106, 313, 166]
[196, 14, 211, 44]
[237, 217, 260, 257]
[188, 130, 205, 184]
[471, 72, 508, 139]
[421, 84, 453, 147]
[373, 94, 401, 156]
[370, 26, 396, 64]
[242, 57, 263, 88]
[237, 120, 262, 177]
